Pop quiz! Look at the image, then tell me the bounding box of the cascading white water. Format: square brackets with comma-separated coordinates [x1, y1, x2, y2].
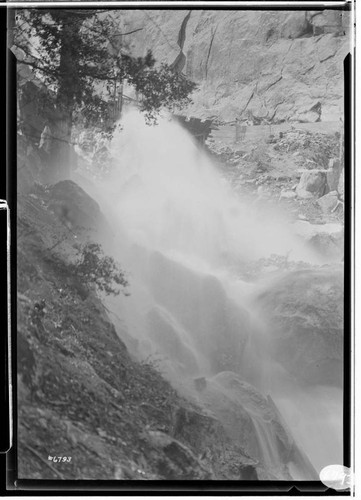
[83, 109, 343, 479]
[103, 111, 322, 269]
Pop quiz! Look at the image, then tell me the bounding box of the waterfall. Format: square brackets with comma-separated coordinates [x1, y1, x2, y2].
[82, 109, 342, 480]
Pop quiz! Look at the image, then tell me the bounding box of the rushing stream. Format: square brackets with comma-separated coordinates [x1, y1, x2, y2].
[82, 109, 343, 480]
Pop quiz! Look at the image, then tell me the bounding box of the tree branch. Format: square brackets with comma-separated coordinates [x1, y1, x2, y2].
[80, 21, 143, 43]
[14, 42, 58, 78]
[17, 58, 57, 78]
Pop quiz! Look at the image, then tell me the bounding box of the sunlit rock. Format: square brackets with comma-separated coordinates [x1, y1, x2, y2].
[316, 191, 340, 214]
[296, 170, 327, 199]
[117, 10, 349, 123]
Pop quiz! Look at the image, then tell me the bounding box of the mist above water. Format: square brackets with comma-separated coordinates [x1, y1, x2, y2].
[105, 110, 321, 272]
[83, 109, 342, 479]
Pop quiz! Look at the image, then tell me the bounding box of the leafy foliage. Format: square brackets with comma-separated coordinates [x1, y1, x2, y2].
[120, 51, 196, 123]
[71, 242, 129, 296]
[14, 9, 196, 129]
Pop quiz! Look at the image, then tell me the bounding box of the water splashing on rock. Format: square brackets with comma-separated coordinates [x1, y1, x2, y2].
[81, 109, 343, 479]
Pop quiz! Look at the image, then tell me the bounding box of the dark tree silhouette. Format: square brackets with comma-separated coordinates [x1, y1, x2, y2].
[13, 9, 196, 181]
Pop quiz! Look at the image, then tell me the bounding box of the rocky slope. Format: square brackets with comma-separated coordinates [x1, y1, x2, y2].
[206, 125, 344, 259]
[17, 181, 217, 480]
[18, 178, 319, 481]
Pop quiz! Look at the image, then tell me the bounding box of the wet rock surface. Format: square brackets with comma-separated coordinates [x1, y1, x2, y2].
[195, 372, 317, 480]
[292, 220, 344, 261]
[254, 267, 343, 387]
[146, 251, 251, 374]
[18, 183, 299, 480]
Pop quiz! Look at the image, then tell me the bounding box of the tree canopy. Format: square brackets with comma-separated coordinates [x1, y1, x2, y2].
[14, 9, 196, 128]
[13, 8, 196, 182]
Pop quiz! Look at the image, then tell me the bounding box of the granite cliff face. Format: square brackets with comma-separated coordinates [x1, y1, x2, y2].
[117, 9, 350, 123]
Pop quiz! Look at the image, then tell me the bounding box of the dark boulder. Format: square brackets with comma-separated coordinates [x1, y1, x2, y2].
[144, 430, 212, 479]
[48, 180, 111, 240]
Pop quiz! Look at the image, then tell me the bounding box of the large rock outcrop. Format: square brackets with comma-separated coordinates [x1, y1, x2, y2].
[116, 9, 350, 123]
[145, 250, 251, 374]
[253, 267, 343, 387]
